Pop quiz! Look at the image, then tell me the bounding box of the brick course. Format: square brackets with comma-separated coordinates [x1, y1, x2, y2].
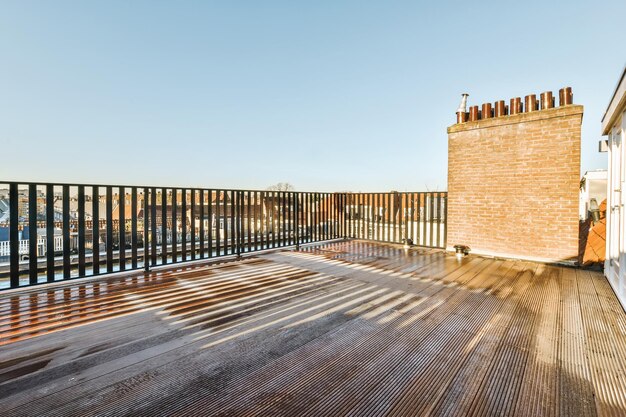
[447, 104, 583, 263]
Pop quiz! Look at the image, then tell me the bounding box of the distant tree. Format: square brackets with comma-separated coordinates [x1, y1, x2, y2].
[266, 182, 295, 191]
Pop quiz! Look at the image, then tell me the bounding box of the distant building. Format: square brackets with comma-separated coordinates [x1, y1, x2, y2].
[600, 65, 626, 309]
[579, 170, 607, 220]
[0, 198, 9, 224]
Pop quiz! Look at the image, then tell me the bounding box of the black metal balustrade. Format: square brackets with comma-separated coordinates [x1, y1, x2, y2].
[344, 192, 447, 248]
[0, 182, 446, 290]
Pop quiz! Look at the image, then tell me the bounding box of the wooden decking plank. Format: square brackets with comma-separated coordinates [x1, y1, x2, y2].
[0, 263, 307, 342]
[35, 285, 408, 417]
[460, 263, 551, 416]
[558, 267, 597, 417]
[284, 260, 513, 417]
[427, 261, 537, 417]
[577, 269, 626, 415]
[513, 266, 563, 417]
[0, 272, 351, 395]
[182, 257, 504, 417]
[1, 275, 363, 412]
[336, 262, 519, 417]
[2, 241, 626, 416]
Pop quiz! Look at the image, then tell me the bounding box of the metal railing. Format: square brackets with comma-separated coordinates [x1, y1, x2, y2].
[344, 192, 447, 248]
[0, 181, 446, 290]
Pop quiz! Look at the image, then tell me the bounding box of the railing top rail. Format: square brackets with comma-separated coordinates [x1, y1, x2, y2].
[0, 180, 341, 194]
[0, 180, 446, 195]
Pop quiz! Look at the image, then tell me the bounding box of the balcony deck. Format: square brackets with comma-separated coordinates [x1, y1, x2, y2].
[1, 240, 625, 416]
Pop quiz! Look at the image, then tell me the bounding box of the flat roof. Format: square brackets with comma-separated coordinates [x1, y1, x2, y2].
[2, 240, 624, 416]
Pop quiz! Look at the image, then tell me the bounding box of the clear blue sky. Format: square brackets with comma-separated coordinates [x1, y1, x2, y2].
[1, 1, 624, 192]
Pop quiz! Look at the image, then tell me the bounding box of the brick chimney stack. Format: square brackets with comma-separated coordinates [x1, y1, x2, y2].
[447, 88, 583, 263]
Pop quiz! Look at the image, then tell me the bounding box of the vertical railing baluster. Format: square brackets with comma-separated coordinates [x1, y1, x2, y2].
[367, 193, 371, 240]
[279, 191, 284, 247]
[330, 193, 335, 239]
[392, 192, 396, 242]
[310, 192, 313, 242]
[324, 193, 329, 240]
[208, 190, 214, 258]
[277, 191, 281, 246]
[399, 193, 403, 243]
[46, 184, 55, 283]
[363, 193, 367, 240]
[363, 193, 368, 240]
[216, 191, 221, 256]
[342, 193, 347, 239]
[63, 185, 71, 278]
[150, 187, 157, 267]
[28, 184, 38, 285]
[191, 189, 196, 260]
[182, 188, 187, 261]
[421, 192, 425, 246]
[246, 191, 251, 252]
[381, 193, 385, 242]
[437, 192, 442, 248]
[92, 186, 100, 275]
[293, 191, 302, 244]
[9, 183, 19, 288]
[315, 192, 319, 242]
[143, 189, 149, 272]
[358, 193, 363, 240]
[428, 193, 435, 247]
[104, 186, 112, 273]
[172, 189, 177, 263]
[319, 193, 327, 241]
[387, 193, 392, 242]
[266, 191, 271, 248]
[277, 191, 280, 247]
[403, 193, 408, 244]
[443, 193, 448, 249]
[199, 189, 205, 259]
[251, 191, 255, 250]
[410, 192, 415, 244]
[270, 192, 276, 248]
[230, 190, 236, 254]
[295, 193, 300, 249]
[416, 193, 421, 246]
[119, 187, 126, 271]
[236, 191, 242, 257]
[376, 193, 379, 241]
[260, 191, 265, 250]
[77, 185, 85, 277]
[131, 187, 138, 269]
[161, 189, 167, 265]
[282, 191, 287, 246]
[223, 191, 228, 255]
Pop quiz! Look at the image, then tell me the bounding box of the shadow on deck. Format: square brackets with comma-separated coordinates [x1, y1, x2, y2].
[1, 240, 625, 416]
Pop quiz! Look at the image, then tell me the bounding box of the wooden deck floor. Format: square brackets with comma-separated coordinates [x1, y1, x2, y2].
[1, 240, 626, 416]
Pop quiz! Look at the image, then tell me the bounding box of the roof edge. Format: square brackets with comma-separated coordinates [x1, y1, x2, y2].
[601, 64, 626, 135]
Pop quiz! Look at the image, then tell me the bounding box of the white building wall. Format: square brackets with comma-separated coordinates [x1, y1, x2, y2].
[579, 170, 608, 220]
[604, 102, 626, 310]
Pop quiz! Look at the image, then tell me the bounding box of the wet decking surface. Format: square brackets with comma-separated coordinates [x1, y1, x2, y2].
[1, 240, 626, 416]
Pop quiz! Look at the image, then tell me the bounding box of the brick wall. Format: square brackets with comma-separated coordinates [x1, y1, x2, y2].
[447, 104, 583, 263]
